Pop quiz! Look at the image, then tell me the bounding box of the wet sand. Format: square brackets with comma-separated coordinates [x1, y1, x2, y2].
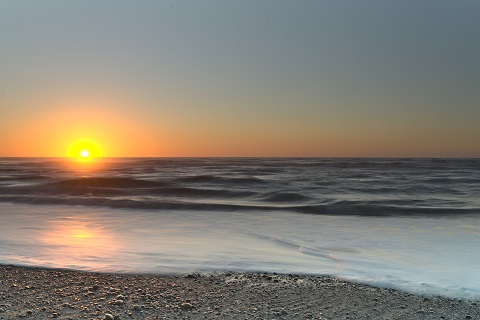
[0, 265, 479, 319]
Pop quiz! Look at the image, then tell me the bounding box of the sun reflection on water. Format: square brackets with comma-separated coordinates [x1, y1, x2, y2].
[72, 229, 94, 239]
[39, 219, 118, 270]
[42, 221, 114, 247]
[57, 157, 118, 179]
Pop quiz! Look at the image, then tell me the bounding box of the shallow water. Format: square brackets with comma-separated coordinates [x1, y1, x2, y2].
[0, 202, 479, 298]
[0, 158, 479, 298]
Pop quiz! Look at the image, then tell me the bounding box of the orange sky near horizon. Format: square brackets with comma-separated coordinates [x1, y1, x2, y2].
[1, 91, 478, 158]
[3, 102, 478, 158]
[1, 88, 478, 158]
[2, 96, 163, 158]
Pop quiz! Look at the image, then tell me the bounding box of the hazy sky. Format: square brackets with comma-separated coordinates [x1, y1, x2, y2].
[1, 1, 479, 157]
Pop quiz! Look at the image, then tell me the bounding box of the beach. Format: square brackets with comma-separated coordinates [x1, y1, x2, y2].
[1, 265, 479, 320]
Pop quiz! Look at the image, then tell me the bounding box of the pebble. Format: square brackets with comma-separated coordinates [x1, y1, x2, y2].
[133, 305, 144, 311]
[181, 302, 194, 310]
[114, 299, 124, 305]
[105, 314, 114, 320]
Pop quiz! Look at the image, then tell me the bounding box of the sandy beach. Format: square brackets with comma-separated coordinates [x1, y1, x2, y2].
[0, 265, 478, 319]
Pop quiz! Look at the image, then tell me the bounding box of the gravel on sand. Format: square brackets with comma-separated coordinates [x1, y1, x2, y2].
[0, 265, 479, 319]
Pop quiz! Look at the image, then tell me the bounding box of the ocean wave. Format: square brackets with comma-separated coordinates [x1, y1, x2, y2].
[28, 177, 172, 196]
[0, 175, 51, 181]
[146, 187, 255, 198]
[0, 195, 264, 211]
[175, 175, 266, 184]
[261, 192, 311, 202]
[4, 177, 257, 198]
[44, 177, 170, 188]
[0, 194, 478, 216]
[296, 204, 479, 216]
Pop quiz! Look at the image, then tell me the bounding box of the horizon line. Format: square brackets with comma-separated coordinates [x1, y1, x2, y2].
[0, 156, 479, 159]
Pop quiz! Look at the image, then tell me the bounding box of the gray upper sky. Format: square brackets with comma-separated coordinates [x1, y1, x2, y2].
[1, 1, 479, 157]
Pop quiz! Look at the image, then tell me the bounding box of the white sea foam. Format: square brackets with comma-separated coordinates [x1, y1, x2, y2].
[0, 202, 479, 299]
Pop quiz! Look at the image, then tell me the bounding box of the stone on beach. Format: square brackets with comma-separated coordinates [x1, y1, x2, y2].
[133, 304, 144, 311]
[181, 302, 194, 310]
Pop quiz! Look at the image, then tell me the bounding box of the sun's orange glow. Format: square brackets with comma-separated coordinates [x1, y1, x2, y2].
[3, 95, 163, 157]
[67, 139, 102, 161]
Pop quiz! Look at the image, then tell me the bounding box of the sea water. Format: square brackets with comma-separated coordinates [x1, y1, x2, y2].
[0, 158, 479, 298]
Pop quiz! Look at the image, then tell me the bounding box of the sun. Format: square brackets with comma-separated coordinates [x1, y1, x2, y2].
[79, 149, 90, 158]
[67, 139, 102, 161]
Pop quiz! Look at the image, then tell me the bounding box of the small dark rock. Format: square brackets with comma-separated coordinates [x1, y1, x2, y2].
[181, 302, 194, 310]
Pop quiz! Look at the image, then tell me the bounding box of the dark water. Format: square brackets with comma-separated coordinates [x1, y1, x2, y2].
[0, 158, 479, 216]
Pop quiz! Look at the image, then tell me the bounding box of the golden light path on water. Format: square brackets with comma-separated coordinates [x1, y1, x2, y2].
[60, 155, 112, 175]
[39, 219, 119, 271]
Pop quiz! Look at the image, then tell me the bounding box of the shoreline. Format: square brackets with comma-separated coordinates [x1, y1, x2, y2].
[1, 265, 479, 319]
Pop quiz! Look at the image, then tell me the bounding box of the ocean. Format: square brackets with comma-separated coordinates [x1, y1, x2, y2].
[0, 158, 479, 298]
